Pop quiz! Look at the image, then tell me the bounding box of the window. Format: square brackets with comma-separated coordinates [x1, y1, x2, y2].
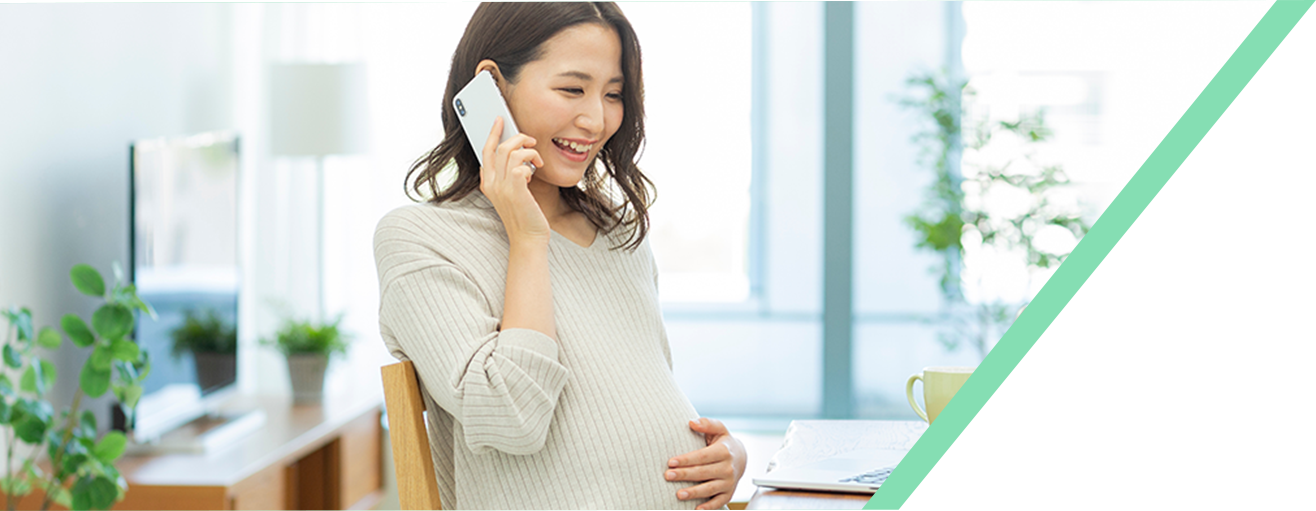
[621, 3, 755, 305]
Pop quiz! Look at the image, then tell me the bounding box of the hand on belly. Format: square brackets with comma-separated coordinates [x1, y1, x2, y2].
[663, 418, 748, 510]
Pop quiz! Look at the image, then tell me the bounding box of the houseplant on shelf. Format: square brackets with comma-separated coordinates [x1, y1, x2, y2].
[262, 315, 350, 405]
[168, 309, 237, 393]
[0, 264, 151, 511]
[898, 69, 1091, 360]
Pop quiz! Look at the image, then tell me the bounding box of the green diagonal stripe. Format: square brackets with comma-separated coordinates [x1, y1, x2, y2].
[865, 1, 1312, 508]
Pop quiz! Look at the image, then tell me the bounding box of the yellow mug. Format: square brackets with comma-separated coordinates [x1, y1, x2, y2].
[906, 366, 974, 423]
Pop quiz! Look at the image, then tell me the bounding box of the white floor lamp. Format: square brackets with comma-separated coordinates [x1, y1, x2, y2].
[269, 63, 368, 322]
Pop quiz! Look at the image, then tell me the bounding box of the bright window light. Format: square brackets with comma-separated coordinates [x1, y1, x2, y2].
[621, 3, 754, 304]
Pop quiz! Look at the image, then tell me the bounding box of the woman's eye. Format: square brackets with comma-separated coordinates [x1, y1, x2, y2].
[558, 88, 621, 100]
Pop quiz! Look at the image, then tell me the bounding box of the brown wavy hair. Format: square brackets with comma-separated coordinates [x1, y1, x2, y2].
[405, 2, 653, 251]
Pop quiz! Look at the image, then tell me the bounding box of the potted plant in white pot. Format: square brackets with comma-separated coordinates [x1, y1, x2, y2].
[262, 316, 350, 405]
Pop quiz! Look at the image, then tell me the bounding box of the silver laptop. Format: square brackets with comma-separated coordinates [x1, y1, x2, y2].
[758, 291, 1115, 497]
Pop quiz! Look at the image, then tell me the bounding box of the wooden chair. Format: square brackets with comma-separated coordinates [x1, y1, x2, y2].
[382, 361, 443, 510]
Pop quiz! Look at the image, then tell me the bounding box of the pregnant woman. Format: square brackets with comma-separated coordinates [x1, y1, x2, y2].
[373, 3, 746, 509]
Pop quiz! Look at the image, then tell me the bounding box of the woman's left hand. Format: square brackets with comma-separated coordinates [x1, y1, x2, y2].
[666, 418, 747, 510]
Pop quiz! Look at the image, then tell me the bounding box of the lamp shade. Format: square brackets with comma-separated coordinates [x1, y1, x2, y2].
[269, 63, 369, 157]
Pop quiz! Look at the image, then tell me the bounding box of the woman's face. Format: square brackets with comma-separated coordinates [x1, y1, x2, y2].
[493, 23, 625, 188]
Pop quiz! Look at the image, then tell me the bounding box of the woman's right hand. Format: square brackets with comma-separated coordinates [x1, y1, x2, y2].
[480, 116, 549, 244]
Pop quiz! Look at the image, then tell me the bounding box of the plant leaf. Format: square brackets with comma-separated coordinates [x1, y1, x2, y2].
[0, 476, 33, 497]
[71, 474, 112, 511]
[135, 296, 158, 320]
[37, 326, 63, 349]
[92, 431, 128, 464]
[0, 374, 12, 397]
[10, 308, 34, 341]
[89, 344, 114, 371]
[40, 359, 57, 393]
[91, 475, 118, 510]
[81, 410, 97, 434]
[20, 359, 57, 396]
[101, 463, 123, 486]
[114, 360, 138, 382]
[91, 304, 133, 341]
[120, 384, 144, 410]
[61, 453, 89, 481]
[135, 351, 151, 381]
[109, 338, 140, 362]
[112, 282, 157, 320]
[80, 363, 112, 398]
[7, 403, 25, 427]
[14, 414, 48, 444]
[55, 486, 74, 508]
[15, 397, 53, 422]
[70, 264, 106, 297]
[2, 345, 21, 369]
[62, 314, 96, 348]
[21, 365, 38, 395]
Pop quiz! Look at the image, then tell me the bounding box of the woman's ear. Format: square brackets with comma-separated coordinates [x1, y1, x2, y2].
[474, 59, 506, 88]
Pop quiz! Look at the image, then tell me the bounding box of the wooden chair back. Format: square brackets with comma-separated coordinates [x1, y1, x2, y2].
[381, 361, 443, 510]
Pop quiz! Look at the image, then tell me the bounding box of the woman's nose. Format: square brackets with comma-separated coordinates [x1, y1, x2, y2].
[575, 100, 605, 134]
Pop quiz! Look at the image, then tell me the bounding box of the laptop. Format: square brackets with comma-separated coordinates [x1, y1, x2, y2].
[758, 291, 1115, 497]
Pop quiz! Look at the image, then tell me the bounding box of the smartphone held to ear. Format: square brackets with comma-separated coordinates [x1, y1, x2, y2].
[454, 70, 522, 167]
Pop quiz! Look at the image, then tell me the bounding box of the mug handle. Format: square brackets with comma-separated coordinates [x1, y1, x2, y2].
[906, 373, 928, 422]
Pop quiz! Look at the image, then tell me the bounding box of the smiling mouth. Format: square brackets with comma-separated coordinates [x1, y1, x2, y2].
[552, 138, 593, 154]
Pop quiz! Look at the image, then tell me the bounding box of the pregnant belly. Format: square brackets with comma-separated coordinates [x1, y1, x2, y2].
[553, 366, 710, 508]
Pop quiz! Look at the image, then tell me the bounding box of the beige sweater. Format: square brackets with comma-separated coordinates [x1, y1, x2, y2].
[373, 191, 709, 509]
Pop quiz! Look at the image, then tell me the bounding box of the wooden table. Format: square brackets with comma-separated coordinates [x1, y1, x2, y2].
[752, 421, 1273, 508]
[9, 381, 384, 510]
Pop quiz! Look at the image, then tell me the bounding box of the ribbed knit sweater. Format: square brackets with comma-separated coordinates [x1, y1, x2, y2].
[373, 191, 709, 509]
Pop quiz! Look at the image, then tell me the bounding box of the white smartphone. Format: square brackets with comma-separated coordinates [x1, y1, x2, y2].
[454, 70, 521, 167]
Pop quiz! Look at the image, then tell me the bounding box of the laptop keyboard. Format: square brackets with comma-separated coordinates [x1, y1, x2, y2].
[842, 455, 958, 487]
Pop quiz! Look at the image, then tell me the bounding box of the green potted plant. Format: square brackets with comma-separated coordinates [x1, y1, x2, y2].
[262, 316, 350, 405]
[0, 263, 151, 511]
[169, 310, 237, 393]
[897, 70, 1091, 359]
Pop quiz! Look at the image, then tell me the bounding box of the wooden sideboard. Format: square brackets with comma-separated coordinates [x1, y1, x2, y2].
[8, 385, 384, 511]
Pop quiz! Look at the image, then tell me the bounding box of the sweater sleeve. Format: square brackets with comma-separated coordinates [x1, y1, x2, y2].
[375, 216, 569, 456]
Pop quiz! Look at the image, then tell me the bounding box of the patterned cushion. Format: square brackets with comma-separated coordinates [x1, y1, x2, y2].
[1084, 242, 1279, 416]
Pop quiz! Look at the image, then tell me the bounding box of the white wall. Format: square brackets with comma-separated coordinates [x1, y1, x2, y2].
[0, 3, 235, 428]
